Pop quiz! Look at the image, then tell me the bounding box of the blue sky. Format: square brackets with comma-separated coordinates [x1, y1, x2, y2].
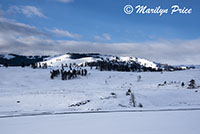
[0, 0, 200, 64]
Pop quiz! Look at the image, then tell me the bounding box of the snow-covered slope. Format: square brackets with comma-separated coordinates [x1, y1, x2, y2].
[120, 56, 158, 69]
[40, 54, 96, 67]
[0, 66, 200, 117]
[39, 53, 159, 69]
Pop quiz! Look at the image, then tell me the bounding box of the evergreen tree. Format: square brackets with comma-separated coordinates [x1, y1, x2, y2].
[21, 62, 25, 68]
[188, 79, 196, 89]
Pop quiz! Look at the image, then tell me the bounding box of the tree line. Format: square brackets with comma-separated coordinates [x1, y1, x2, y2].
[50, 66, 87, 80]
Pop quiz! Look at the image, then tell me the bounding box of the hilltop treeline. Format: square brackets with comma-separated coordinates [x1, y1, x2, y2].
[0, 54, 49, 67]
[85, 59, 191, 72]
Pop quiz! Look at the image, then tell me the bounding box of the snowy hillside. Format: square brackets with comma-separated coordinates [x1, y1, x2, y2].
[40, 54, 96, 67]
[0, 53, 199, 118]
[120, 56, 158, 69]
[39, 53, 160, 70]
[1, 58, 200, 134]
[0, 53, 195, 72]
[0, 66, 200, 117]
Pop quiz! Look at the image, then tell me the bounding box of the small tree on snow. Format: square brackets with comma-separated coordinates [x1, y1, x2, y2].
[181, 82, 185, 87]
[130, 93, 136, 107]
[126, 89, 131, 96]
[188, 79, 196, 89]
[138, 103, 143, 108]
[137, 75, 141, 82]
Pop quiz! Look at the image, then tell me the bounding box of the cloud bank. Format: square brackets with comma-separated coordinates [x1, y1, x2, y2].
[0, 17, 199, 65]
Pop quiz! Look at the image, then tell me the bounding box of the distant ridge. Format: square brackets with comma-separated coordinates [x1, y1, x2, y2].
[0, 53, 195, 71]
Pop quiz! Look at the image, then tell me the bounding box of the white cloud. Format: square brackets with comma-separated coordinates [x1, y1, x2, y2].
[49, 28, 81, 39]
[58, 0, 74, 3]
[94, 33, 111, 41]
[0, 17, 47, 36]
[8, 5, 47, 18]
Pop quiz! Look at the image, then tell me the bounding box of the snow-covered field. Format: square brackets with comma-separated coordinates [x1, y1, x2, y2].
[0, 67, 200, 117]
[1, 110, 200, 134]
[0, 67, 200, 133]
